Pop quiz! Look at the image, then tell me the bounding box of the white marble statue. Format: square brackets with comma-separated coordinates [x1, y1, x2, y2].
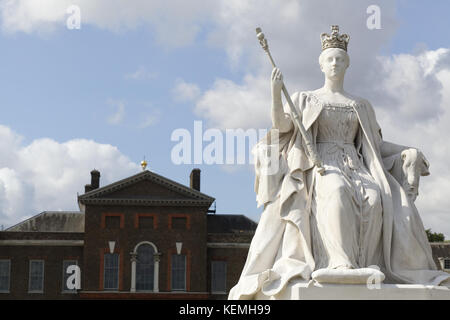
[229, 26, 450, 300]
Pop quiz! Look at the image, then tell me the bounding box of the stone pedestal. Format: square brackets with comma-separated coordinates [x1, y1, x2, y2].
[255, 280, 450, 300]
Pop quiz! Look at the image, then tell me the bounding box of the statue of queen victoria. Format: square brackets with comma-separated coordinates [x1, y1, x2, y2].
[229, 26, 450, 300]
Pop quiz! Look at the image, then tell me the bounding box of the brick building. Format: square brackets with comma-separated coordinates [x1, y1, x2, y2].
[0, 168, 256, 299]
[0, 168, 449, 300]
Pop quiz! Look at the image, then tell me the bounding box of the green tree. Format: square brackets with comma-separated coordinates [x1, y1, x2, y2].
[425, 229, 445, 242]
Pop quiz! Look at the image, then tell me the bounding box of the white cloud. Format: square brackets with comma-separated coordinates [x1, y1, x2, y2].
[0, 168, 29, 226]
[377, 56, 450, 238]
[0, 0, 215, 47]
[176, 0, 450, 237]
[191, 46, 450, 236]
[107, 99, 125, 125]
[139, 110, 161, 129]
[0, 0, 66, 34]
[125, 66, 158, 81]
[0, 125, 23, 167]
[3, 0, 450, 237]
[194, 74, 271, 129]
[0, 125, 139, 228]
[369, 50, 448, 125]
[172, 79, 201, 102]
[187, 0, 398, 130]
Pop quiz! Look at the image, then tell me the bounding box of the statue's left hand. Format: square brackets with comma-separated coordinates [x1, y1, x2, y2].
[401, 148, 430, 202]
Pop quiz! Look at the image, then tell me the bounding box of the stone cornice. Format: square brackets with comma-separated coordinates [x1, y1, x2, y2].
[207, 242, 250, 249]
[0, 240, 84, 246]
[78, 170, 215, 205]
[79, 198, 213, 206]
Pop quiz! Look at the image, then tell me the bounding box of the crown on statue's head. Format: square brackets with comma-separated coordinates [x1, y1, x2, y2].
[320, 25, 349, 51]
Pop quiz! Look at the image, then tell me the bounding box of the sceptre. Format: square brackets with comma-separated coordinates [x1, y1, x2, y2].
[256, 27, 325, 175]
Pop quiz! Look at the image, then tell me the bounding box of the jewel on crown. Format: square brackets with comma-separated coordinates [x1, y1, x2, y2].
[320, 25, 350, 52]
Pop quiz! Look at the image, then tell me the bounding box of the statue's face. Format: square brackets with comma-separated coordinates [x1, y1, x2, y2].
[319, 48, 349, 80]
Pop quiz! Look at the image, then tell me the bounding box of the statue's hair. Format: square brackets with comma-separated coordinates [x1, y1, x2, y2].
[318, 48, 350, 70]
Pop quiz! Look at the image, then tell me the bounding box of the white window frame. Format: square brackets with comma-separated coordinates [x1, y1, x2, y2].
[131, 241, 159, 293]
[135, 244, 155, 292]
[28, 260, 44, 293]
[211, 261, 227, 294]
[0, 259, 11, 293]
[62, 260, 78, 293]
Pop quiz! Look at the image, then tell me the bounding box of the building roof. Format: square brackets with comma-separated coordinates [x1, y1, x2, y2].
[78, 170, 215, 208]
[207, 214, 257, 234]
[430, 242, 450, 270]
[430, 242, 450, 257]
[5, 211, 85, 232]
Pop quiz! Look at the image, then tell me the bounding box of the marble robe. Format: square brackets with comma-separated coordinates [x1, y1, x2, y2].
[228, 91, 450, 300]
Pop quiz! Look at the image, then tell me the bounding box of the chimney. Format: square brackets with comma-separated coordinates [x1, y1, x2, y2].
[190, 168, 200, 191]
[91, 169, 100, 189]
[84, 169, 100, 193]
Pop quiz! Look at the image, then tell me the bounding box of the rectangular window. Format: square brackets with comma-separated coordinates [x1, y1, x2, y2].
[29, 260, 44, 293]
[104, 253, 119, 290]
[62, 260, 78, 292]
[171, 254, 186, 291]
[105, 216, 121, 229]
[139, 216, 154, 229]
[211, 261, 227, 293]
[0, 260, 11, 292]
[445, 259, 450, 270]
[171, 217, 187, 230]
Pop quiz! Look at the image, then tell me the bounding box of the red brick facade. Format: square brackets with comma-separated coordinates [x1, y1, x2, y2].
[0, 169, 256, 300]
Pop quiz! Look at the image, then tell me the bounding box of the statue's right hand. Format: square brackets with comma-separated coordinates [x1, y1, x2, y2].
[271, 67, 283, 94]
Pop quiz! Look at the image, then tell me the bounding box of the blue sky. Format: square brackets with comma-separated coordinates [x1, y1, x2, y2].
[392, 0, 450, 53]
[0, 0, 449, 237]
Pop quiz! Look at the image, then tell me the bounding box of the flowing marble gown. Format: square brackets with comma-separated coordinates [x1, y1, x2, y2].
[228, 91, 450, 300]
[311, 103, 383, 270]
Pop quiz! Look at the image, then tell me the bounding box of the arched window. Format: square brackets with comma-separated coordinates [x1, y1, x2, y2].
[136, 244, 155, 291]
